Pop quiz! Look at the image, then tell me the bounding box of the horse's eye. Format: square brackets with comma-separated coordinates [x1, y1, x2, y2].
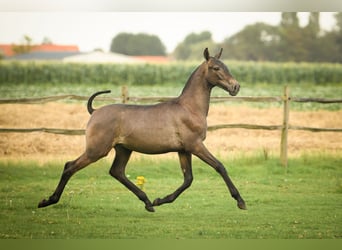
[213, 66, 220, 71]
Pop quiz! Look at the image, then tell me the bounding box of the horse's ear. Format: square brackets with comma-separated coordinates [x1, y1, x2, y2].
[203, 48, 210, 61]
[215, 48, 223, 59]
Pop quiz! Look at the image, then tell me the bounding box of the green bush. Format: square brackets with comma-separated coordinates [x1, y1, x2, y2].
[0, 61, 341, 85]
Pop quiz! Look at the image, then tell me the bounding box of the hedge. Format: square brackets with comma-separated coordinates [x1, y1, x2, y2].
[0, 61, 341, 85]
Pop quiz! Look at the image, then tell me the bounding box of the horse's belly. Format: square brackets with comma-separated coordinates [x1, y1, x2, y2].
[120, 128, 182, 154]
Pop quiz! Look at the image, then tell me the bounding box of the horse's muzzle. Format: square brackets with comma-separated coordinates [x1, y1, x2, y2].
[229, 82, 240, 96]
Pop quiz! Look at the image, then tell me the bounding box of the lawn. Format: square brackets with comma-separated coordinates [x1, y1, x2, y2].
[0, 153, 341, 239]
[0, 75, 341, 239]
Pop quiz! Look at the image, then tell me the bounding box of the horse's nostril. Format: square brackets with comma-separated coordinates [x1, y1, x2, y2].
[234, 84, 240, 92]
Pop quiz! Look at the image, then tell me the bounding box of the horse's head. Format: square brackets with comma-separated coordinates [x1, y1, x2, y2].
[203, 48, 240, 96]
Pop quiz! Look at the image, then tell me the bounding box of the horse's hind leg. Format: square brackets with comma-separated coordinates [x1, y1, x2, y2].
[38, 153, 94, 208]
[109, 145, 154, 212]
[153, 151, 193, 207]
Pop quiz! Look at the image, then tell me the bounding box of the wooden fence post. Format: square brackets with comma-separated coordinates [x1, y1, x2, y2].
[121, 86, 129, 103]
[280, 85, 290, 167]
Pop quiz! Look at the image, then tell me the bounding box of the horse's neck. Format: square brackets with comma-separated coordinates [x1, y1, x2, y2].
[178, 64, 212, 117]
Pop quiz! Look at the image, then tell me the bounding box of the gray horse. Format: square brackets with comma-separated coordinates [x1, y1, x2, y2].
[38, 48, 246, 212]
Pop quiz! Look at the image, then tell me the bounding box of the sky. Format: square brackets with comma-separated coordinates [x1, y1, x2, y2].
[0, 12, 338, 53]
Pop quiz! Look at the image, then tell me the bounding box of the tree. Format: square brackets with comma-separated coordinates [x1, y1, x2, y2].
[173, 31, 218, 60]
[277, 12, 309, 61]
[301, 12, 341, 63]
[175, 12, 341, 62]
[332, 12, 342, 62]
[12, 35, 33, 54]
[221, 22, 279, 61]
[334, 12, 342, 31]
[110, 33, 166, 56]
[183, 31, 212, 45]
[317, 12, 342, 63]
[302, 12, 340, 62]
[280, 12, 299, 28]
[42, 37, 53, 45]
[306, 12, 320, 36]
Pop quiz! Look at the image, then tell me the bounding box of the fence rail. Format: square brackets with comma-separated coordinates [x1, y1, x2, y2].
[1, 124, 340, 135]
[2, 95, 342, 105]
[1, 86, 341, 167]
[0, 128, 85, 135]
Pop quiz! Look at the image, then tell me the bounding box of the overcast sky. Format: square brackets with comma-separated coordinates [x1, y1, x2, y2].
[0, 12, 337, 53]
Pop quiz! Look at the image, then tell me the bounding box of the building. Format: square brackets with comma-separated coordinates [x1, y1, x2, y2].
[0, 43, 171, 63]
[63, 52, 171, 64]
[0, 43, 80, 60]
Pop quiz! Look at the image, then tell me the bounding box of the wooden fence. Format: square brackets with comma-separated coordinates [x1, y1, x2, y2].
[1, 86, 341, 167]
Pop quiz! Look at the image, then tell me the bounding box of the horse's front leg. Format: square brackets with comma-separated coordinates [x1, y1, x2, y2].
[153, 151, 193, 207]
[192, 142, 246, 210]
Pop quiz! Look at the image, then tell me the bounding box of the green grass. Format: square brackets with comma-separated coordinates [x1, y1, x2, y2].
[0, 153, 341, 239]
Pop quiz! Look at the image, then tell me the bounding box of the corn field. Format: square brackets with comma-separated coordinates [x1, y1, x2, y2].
[0, 61, 341, 85]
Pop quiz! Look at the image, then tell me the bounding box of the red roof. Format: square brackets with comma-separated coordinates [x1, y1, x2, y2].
[0, 45, 15, 56]
[31, 44, 79, 52]
[0, 44, 79, 57]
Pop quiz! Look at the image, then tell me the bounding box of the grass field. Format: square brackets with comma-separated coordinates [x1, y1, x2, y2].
[0, 153, 341, 239]
[1, 65, 341, 240]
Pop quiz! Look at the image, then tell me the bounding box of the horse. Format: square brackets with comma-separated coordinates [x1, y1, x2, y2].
[38, 48, 246, 212]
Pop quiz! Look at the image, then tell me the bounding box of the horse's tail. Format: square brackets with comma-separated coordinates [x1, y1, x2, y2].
[87, 90, 111, 114]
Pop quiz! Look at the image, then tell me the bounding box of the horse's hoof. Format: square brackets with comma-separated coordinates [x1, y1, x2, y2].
[152, 198, 161, 206]
[145, 205, 155, 212]
[38, 195, 59, 208]
[38, 199, 49, 208]
[237, 200, 247, 210]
